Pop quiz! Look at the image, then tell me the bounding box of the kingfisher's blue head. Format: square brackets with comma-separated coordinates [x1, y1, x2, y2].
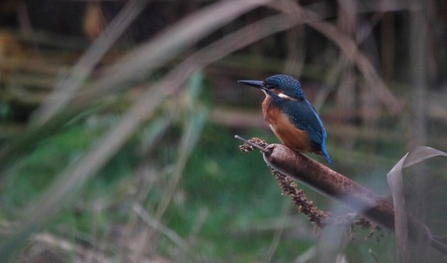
[238, 74, 305, 100]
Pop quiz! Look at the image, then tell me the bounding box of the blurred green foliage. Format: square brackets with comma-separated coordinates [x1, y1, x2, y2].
[0, 105, 400, 262]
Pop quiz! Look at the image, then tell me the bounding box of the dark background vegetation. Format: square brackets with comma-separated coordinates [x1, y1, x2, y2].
[0, 0, 446, 262]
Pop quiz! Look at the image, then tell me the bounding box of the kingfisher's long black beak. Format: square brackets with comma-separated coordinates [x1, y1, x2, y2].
[237, 80, 266, 90]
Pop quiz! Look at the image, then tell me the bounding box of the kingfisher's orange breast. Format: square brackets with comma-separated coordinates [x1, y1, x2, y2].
[262, 96, 312, 153]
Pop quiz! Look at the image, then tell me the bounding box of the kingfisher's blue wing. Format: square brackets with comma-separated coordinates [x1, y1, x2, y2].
[270, 94, 332, 164]
[279, 99, 326, 145]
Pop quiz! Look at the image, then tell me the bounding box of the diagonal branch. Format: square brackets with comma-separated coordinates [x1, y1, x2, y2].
[240, 140, 447, 256]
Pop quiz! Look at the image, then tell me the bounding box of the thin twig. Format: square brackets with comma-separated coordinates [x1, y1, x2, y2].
[132, 203, 192, 255]
[369, 249, 381, 263]
[234, 135, 270, 153]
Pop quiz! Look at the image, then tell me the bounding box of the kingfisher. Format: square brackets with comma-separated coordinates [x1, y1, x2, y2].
[238, 74, 332, 164]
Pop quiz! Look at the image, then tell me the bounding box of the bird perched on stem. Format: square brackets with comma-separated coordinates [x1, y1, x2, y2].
[238, 74, 332, 164]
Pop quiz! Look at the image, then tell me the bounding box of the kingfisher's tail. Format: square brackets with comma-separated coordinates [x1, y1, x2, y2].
[320, 144, 332, 165]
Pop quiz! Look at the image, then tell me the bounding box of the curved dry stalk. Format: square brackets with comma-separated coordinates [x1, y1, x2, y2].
[306, 13, 401, 115]
[387, 147, 447, 262]
[269, 1, 401, 115]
